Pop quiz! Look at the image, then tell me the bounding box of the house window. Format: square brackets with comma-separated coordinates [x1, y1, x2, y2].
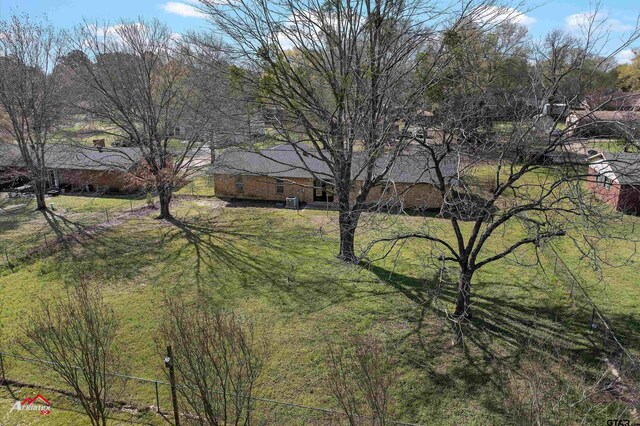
[235, 176, 244, 192]
[604, 176, 612, 190]
[596, 174, 604, 185]
[276, 178, 284, 193]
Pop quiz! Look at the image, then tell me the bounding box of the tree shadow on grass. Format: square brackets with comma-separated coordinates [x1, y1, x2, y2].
[366, 262, 628, 359]
[365, 262, 638, 417]
[160, 213, 403, 315]
[41, 209, 92, 244]
[162, 215, 272, 291]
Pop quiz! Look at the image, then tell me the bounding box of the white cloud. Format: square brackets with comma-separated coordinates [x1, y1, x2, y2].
[566, 11, 634, 33]
[277, 32, 295, 51]
[609, 20, 635, 32]
[160, 2, 206, 18]
[617, 49, 636, 64]
[475, 6, 536, 27]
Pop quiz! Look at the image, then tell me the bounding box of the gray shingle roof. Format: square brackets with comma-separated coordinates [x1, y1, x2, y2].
[214, 144, 457, 184]
[589, 152, 640, 185]
[0, 142, 23, 168]
[0, 143, 142, 171]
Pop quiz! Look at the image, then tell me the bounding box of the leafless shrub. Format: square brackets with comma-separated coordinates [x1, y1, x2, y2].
[160, 299, 268, 425]
[325, 335, 397, 426]
[20, 279, 121, 426]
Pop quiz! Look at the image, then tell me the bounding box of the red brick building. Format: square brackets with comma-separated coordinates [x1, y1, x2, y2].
[566, 110, 640, 139]
[0, 142, 146, 193]
[213, 145, 455, 210]
[587, 152, 640, 214]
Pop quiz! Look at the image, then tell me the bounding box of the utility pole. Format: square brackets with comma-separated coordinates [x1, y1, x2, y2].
[165, 345, 180, 426]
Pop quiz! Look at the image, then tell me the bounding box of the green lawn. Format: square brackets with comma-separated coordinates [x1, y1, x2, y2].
[585, 139, 639, 153]
[0, 194, 154, 268]
[0, 188, 638, 424]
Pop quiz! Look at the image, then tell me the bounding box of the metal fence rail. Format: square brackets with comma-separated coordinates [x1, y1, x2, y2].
[0, 194, 153, 270]
[0, 351, 423, 426]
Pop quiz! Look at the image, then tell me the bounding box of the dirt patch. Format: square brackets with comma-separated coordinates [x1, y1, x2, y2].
[190, 198, 228, 209]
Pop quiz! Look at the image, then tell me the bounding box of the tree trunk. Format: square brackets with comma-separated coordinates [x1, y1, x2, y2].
[338, 209, 360, 263]
[454, 269, 473, 319]
[34, 179, 47, 211]
[158, 184, 173, 220]
[210, 133, 216, 165]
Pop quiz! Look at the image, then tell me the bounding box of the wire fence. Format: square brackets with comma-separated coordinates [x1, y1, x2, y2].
[0, 173, 215, 271]
[0, 351, 422, 425]
[0, 192, 154, 270]
[2, 192, 638, 423]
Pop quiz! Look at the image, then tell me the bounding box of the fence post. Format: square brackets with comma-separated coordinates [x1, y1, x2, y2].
[130, 200, 133, 213]
[0, 352, 5, 383]
[105, 209, 109, 222]
[165, 346, 180, 426]
[4, 248, 10, 270]
[155, 380, 160, 413]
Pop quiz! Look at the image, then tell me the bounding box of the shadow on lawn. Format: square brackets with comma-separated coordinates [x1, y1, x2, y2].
[163, 215, 270, 290]
[41, 209, 92, 244]
[161, 214, 401, 314]
[366, 263, 640, 422]
[366, 262, 635, 371]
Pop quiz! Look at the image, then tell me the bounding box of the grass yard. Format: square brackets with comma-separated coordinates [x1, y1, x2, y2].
[0, 194, 154, 267]
[0, 189, 638, 425]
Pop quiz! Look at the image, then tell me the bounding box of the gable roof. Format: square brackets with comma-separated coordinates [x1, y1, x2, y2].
[588, 152, 640, 185]
[0, 143, 142, 171]
[569, 110, 640, 123]
[214, 144, 458, 184]
[583, 91, 640, 111]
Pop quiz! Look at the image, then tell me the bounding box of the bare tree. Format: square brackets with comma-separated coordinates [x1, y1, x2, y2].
[160, 299, 268, 425]
[178, 32, 254, 164]
[0, 15, 68, 210]
[66, 19, 214, 219]
[20, 280, 121, 426]
[367, 10, 640, 321]
[198, 0, 488, 262]
[325, 335, 396, 425]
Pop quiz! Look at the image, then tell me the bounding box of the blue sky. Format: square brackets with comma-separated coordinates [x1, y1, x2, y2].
[0, 0, 638, 62]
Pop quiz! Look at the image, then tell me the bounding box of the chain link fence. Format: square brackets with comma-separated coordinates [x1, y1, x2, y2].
[0, 193, 154, 270]
[0, 351, 422, 425]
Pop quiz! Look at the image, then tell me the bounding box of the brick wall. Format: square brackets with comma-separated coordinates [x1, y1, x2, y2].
[58, 169, 144, 193]
[214, 174, 444, 209]
[618, 185, 640, 214]
[587, 165, 621, 209]
[214, 174, 315, 203]
[353, 180, 443, 209]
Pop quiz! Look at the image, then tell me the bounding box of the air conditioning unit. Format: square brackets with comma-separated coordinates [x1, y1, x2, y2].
[285, 197, 299, 209]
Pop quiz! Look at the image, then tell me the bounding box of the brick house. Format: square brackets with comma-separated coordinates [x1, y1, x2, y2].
[566, 110, 640, 139]
[582, 91, 640, 111]
[212, 144, 456, 210]
[0, 142, 146, 193]
[587, 152, 640, 214]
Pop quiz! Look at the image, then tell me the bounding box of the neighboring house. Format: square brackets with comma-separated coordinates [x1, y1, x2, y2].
[0, 142, 145, 193]
[587, 152, 640, 214]
[582, 91, 640, 111]
[566, 110, 640, 139]
[212, 144, 457, 210]
[542, 103, 569, 119]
